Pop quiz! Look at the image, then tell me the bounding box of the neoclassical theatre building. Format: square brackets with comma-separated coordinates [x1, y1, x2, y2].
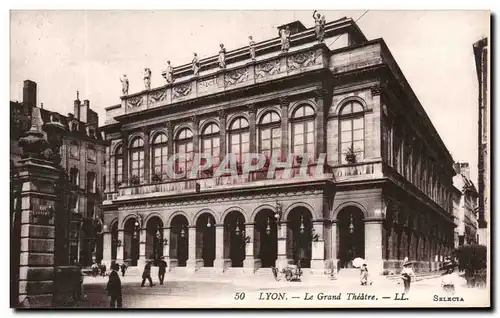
[101, 17, 456, 275]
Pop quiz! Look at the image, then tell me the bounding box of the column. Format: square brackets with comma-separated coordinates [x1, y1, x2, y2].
[166, 121, 173, 157]
[186, 226, 197, 271]
[116, 230, 124, 264]
[276, 222, 287, 269]
[330, 221, 338, 270]
[248, 104, 257, 153]
[314, 89, 326, 159]
[280, 97, 289, 158]
[214, 225, 224, 272]
[163, 228, 170, 268]
[243, 223, 255, 272]
[311, 221, 325, 272]
[364, 219, 384, 275]
[218, 110, 227, 162]
[138, 229, 147, 269]
[191, 116, 200, 154]
[121, 132, 129, 184]
[143, 126, 151, 183]
[102, 231, 112, 268]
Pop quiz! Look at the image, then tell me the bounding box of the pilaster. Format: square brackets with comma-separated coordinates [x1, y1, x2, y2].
[243, 223, 255, 272]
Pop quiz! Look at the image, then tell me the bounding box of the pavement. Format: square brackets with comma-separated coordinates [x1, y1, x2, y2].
[76, 272, 490, 308]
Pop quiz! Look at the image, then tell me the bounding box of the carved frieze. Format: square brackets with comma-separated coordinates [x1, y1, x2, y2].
[149, 89, 167, 103]
[256, 59, 281, 78]
[199, 77, 218, 89]
[287, 50, 321, 71]
[173, 83, 192, 99]
[224, 68, 249, 87]
[127, 96, 143, 109]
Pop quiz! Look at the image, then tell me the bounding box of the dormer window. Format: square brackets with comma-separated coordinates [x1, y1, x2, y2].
[71, 121, 79, 132]
[86, 125, 96, 138]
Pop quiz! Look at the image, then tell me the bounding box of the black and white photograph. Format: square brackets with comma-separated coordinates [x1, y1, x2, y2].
[8, 8, 491, 309]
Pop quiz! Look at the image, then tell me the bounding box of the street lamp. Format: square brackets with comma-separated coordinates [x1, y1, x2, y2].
[206, 215, 212, 228]
[299, 214, 305, 234]
[180, 225, 186, 238]
[349, 213, 354, 234]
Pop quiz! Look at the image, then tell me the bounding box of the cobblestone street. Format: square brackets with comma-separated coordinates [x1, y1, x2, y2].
[77, 273, 489, 308]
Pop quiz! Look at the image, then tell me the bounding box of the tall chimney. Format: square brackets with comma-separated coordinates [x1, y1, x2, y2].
[74, 91, 80, 120]
[80, 99, 90, 123]
[22, 80, 37, 108]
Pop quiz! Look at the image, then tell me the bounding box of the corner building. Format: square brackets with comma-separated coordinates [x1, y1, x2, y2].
[101, 18, 456, 275]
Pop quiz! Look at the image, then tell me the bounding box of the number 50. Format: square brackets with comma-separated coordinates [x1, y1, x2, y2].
[234, 292, 246, 300]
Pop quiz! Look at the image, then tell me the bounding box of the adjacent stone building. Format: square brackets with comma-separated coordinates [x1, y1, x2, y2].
[452, 162, 479, 248]
[11, 80, 107, 266]
[101, 17, 456, 275]
[473, 37, 489, 246]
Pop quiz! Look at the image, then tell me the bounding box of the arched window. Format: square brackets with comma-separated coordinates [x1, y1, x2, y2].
[130, 137, 144, 183]
[114, 145, 123, 187]
[201, 123, 220, 168]
[229, 117, 249, 166]
[152, 133, 168, 181]
[291, 105, 315, 157]
[175, 128, 193, 176]
[258, 111, 281, 159]
[339, 101, 365, 164]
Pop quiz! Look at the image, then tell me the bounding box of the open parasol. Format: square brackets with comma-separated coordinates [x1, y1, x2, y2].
[352, 257, 366, 268]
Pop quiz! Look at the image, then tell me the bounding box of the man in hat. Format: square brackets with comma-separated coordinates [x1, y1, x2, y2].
[401, 257, 416, 293]
[106, 263, 122, 308]
[360, 263, 369, 286]
[158, 257, 167, 285]
[141, 261, 155, 287]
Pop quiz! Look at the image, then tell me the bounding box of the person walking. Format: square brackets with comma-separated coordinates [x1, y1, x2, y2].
[440, 258, 463, 295]
[141, 261, 155, 287]
[120, 263, 127, 277]
[401, 257, 416, 293]
[360, 263, 369, 286]
[158, 257, 167, 285]
[106, 263, 122, 308]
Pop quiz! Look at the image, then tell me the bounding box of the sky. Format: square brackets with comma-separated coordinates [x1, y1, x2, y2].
[10, 10, 489, 185]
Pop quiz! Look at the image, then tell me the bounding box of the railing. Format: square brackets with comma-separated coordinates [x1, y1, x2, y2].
[331, 161, 383, 181]
[116, 164, 332, 199]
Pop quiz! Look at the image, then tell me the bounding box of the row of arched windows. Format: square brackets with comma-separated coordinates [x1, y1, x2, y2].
[112, 102, 366, 186]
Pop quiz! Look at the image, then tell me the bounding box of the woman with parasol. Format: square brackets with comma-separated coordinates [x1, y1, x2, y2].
[352, 258, 372, 286]
[440, 258, 463, 295]
[400, 257, 416, 293]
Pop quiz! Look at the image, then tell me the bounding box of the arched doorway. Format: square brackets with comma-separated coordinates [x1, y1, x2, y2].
[146, 216, 164, 265]
[169, 215, 189, 267]
[287, 207, 313, 268]
[255, 209, 277, 268]
[123, 218, 140, 266]
[196, 213, 216, 267]
[111, 222, 118, 261]
[337, 206, 365, 268]
[223, 211, 246, 268]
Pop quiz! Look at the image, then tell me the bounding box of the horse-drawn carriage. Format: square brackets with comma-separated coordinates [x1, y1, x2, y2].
[272, 264, 303, 282]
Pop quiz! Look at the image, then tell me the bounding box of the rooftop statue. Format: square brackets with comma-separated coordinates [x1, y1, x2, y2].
[279, 26, 291, 52]
[218, 44, 226, 69]
[313, 10, 326, 43]
[162, 61, 174, 84]
[143, 68, 152, 90]
[120, 74, 129, 95]
[192, 53, 200, 76]
[248, 36, 256, 61]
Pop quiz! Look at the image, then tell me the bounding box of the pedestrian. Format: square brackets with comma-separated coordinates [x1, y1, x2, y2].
[120, 263, 127, 277]
[401, 257, 416, 293]
[440, 258, 463, 295]
[360, 263, 369, 286]
[141, 261, 155, 287]
[100, 263, 107, 277]
[106, 263, 122, 308]
[158, 257, 167, 285]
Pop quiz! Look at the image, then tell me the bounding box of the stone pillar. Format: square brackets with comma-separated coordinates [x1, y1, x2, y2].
[102, 231, 112, 268]
[330, 221, 338, 269]
[163, 228, 170, 266]
[116, 230, 124, 264]
[248, 104, 257, 153]
[213, 225, 224, 272]
[243, 223, 255, 272]
[166, 121, 173, 158]
[218, 110, 227, 162]
[314, 89, 326, 159]
[311, 221, 325, 272]
[143, 127, 151, 183]
[365, 219, 384, 275]
[186, 226, 197, 272]
[17, 158, 58, 307]
[121, 132, 129, 184]
[138, 229, 147, 269]
[276, 223, 287, 269]
[280, 97, 289, 157]
[191, 116, 200, 157]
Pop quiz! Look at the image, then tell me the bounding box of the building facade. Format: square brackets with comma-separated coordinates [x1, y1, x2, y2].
[11, 80, 107, 266]
[473, 37, 488, 246]
[101, 18, 456, 275]
[452, 162, 478, 248]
